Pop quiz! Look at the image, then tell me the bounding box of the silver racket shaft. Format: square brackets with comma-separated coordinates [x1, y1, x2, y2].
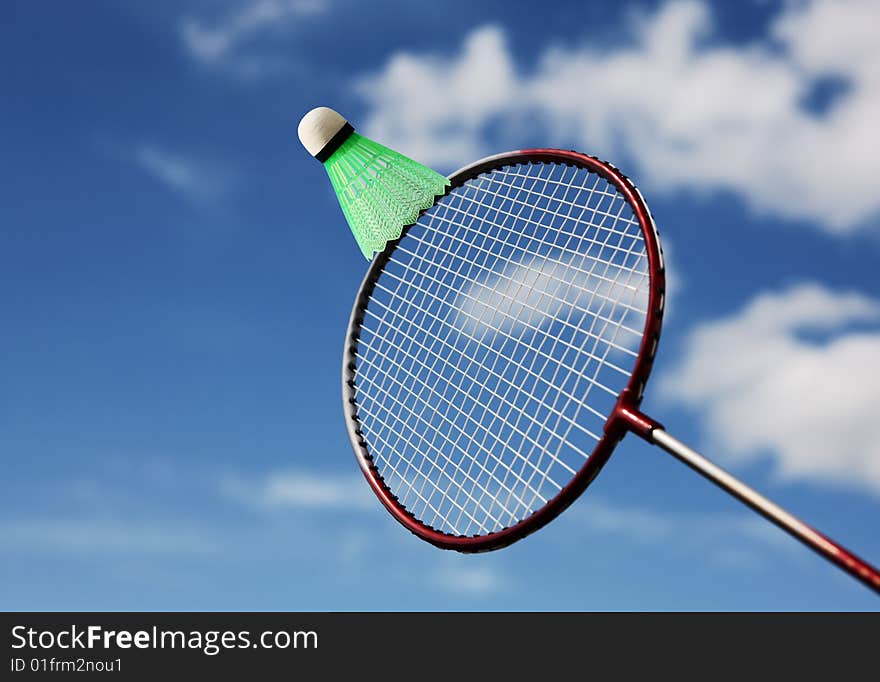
[650, 428, 880, 595]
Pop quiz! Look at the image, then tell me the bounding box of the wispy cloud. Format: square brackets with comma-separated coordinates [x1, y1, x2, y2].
[579, 497, 788, 547]
[452, 250, 648, 347]
[179, 0, 328, 80]
[220, 469, 376, 510]
[0, 458, 818, 603]
[660, 283, 880, 495]
[429, 563, 509, 596]
[573, 496, 800, 570]
[358, 0, 880, 233]
[131, 143, 234, 203]
[0, 519, 217, 556]
[219, 468, 513, 595]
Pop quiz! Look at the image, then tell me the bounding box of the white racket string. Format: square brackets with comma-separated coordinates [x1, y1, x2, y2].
[364, 167, 590, 525]
[494, 180, 646, 524]
[358, 166, 587, 516]
[358, 166, 547, 526]
[353, 161, 650, 535]
[427, 167, 578, 529]
[448, 166, 598, 529]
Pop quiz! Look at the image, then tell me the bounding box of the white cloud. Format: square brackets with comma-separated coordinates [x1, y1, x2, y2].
[430, 563, 508, 596]
[660, 283, 880, 494]
[0, 519, 216, 555]
[578, 496, 789, 548]
[358, 0, 880, 233]
[358, 26, 517, 168]
[570, 496, 801, 571]
[452, 250, 648, 345]
[179, 0, 327, 79]
[579, 497, 678, 542]
[132, 144, 233, 203]
[220, 469, 376, 510]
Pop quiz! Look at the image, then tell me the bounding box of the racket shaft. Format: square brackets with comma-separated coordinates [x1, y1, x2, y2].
[650, 428, 880, 595]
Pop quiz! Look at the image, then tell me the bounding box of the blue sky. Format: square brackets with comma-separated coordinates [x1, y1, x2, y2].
[1, 0, 879, 610]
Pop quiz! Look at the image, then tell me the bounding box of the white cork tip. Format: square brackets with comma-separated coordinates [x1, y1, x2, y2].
[298, 107, 349, 158]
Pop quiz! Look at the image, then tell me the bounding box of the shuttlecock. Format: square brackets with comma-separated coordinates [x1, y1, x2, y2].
[298, 107, 450, 260]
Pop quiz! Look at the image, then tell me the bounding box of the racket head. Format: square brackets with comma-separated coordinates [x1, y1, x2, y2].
[343, 149, 666, 551]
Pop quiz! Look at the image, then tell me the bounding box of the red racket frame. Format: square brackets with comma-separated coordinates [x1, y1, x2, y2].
[342, 149, 666, 552]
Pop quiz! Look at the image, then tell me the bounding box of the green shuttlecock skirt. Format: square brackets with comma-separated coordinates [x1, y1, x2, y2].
[324, 133, 450, 259]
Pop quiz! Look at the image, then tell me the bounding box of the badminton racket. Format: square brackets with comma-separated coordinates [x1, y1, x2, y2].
[342, 149, 880, 594]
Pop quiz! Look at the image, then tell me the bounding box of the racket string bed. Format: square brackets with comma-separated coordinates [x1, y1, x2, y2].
[354, 161, 650, 535]
[358, 167, 558, 531]
[359, 166, 579, 528]
[450, 165, 600, 534]
[424, 164, 594, 529]
[454, 166, 641, 528]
